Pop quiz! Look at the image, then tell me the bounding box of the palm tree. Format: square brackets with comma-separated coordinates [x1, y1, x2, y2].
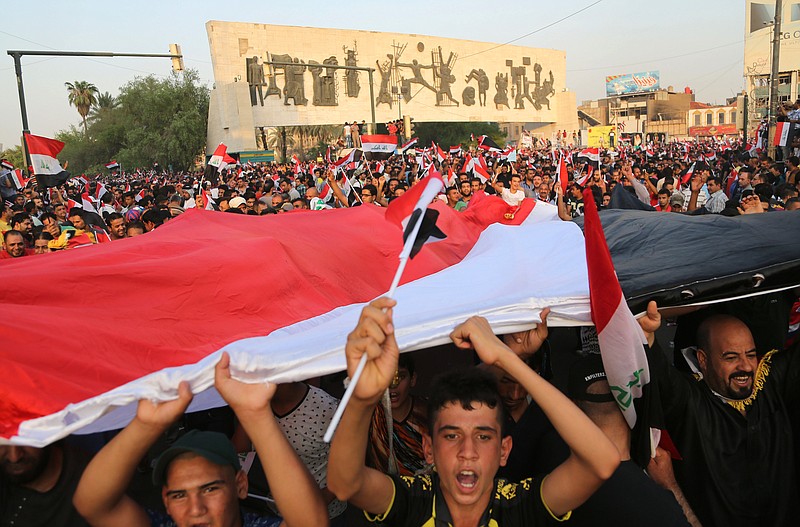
[65, 81, 99, 135]
[87, 91, 118, 124]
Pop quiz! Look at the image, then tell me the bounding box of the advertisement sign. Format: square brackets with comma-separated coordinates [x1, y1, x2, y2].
[605, 71, 660, 96]
[688, 124, 738, 137]
[586, 125, 616, 148]
[239, 150, 275, 163]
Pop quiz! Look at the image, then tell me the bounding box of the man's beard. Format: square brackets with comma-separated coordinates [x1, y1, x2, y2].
[1, 447, 51, 485]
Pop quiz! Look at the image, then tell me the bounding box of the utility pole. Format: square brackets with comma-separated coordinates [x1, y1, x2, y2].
[767, 0, 783, 158]
[8, 48, 183, 169]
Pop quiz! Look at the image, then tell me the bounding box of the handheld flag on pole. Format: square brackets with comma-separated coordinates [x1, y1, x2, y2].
[24, 133, 71, 189]
[582, 188, 658, 456]
[324, 170, 446, 443]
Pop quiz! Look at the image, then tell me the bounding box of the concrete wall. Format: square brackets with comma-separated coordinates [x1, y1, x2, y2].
[206, 21, 576, 151]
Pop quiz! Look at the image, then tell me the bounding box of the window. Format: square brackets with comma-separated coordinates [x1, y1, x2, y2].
[718, 113, 725, 125]
[694, 114, 701, 126]
[707, 113, 713, 125]
[731, 112, 737, 125]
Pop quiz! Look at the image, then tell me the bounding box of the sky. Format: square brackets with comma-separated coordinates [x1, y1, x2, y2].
[0, 0, 745, 151]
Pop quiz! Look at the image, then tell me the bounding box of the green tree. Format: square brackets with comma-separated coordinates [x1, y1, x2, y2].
[114, 70, 209, 171]
[65, 81, 99, 135]
[87, 91, 118, 124]
[0, 145, 25, 170]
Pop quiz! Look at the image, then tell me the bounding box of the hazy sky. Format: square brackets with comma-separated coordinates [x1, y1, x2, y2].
[0, 0, 745, 151]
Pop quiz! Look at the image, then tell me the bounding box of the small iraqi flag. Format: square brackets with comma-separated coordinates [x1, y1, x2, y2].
[1, 159, 14, 171]
[10, 170, 30, 190]
[397, 137, 418, 154]
[774, 122, 797, 147]
[385, 170, 447, 259]
[105, 161, 120, 170]
[24, 133, 71, 188]
[208, 143, 227, 169]
[361, 134, 397, 160]
[477, 135, 501, 152]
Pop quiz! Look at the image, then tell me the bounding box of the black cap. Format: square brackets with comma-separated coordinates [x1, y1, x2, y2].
[152, 430, 240, 486]
[568, 353, 615, 403]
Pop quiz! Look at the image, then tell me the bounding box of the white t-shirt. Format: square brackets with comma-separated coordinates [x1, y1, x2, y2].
[501, 188, 526, 206]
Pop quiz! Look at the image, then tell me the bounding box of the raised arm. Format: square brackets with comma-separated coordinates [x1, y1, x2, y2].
[214, 353, 328, 527]
[449, 316, 620, 517]
[327, 297, 399, 515]
[73, 384, 193, 527]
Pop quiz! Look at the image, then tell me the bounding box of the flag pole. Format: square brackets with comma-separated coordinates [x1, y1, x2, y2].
[324, 173, 441, 443]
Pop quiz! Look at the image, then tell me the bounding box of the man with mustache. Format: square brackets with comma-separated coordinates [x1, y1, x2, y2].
[639, 304, 800, 527]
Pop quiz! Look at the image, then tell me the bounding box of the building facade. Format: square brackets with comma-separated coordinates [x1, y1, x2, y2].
[206, 21, 578, 153]
[744, 1, 800, 136]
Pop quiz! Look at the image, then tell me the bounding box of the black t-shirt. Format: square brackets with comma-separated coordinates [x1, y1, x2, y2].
[365, 473, 568, 526]
[497, 402, 568, 482]
[568, 460, 689, 526]
[0, 446, 91, 527]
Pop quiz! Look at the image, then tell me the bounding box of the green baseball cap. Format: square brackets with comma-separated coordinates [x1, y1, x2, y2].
[152, 430, 240, 486]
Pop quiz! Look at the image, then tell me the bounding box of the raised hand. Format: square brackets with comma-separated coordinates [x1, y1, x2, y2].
[637, 300, 661, 346]
[345, 297, 400, 404]
[135, 381, 193, 429]
[503, 307, 550, 357]
[450, 316, 512, 367]
[214, 352, 276, 415]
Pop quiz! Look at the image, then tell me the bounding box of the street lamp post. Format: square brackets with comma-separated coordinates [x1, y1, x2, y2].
[7, 48, 183, 169]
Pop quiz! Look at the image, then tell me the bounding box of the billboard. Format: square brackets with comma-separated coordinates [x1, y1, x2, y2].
[586, 125, 616, 148]
[744, 1, 800, 77]
[605, 71, 660, 96]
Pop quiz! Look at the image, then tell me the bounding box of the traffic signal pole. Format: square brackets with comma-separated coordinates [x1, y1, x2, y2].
[7, 48, 183, 169]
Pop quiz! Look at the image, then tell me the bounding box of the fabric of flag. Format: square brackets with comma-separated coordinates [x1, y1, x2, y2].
[24, 133, 71, 188]
[201, 188, 215, 210]
[555, 154, 569, 196]
[582, 188, 651, 432]
[135, 189, 146, 202]
[10, 170, 29, 190]
[579, 148, 600, 162]
[220, 153, 237, 173]
[105, 161, 120, 170]
[124, 183, 131, 192]
[500, 147, 517, 163]
[208, 143, 227, 168]
[81, 193, 99, 214]
[449, 146, 462, 156]
[385, 171, 447, 259]
[646, 146, 655, 158]
[472, 162, 490, 184]
[66, 198, 79, 210]
[94, 183, 108, 202]
[361, 135, 397, 160]
[325, 146, 333, 164]
[680, 163, 696, 187]
[1, 159, 15, 171]
[774, 122, 795, 147]
[317, 182, 334, 203]
[477, 135, 501, 152]
[398, 138, 418, 154]
[24, 133, 65, 175]
[291, 154, 301, 165]
[1, 197, 568, 445]
[432, 143, 447, 163]
[374, 162, 385, 175]
[332, 149, 361, 173]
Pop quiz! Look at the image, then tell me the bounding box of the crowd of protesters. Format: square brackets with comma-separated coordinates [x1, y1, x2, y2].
[2, 132, 800, 527]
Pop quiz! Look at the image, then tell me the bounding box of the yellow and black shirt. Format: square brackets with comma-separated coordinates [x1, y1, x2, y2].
[365, 472, 570, 527]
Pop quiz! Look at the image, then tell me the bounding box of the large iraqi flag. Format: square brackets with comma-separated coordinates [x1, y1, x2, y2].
[1, 197, 582, 446]
[6, 200, 799, 446]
